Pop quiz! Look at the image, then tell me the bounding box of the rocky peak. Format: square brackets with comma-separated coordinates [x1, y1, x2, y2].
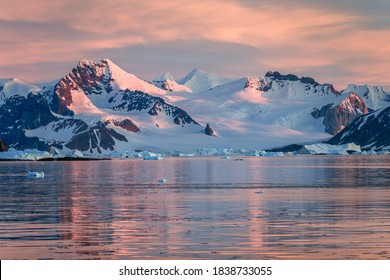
[205, 123, 215, 136]
[311, 92, 368, 134]
[262, 71, 340, 97]
[342, 84, 390, 110]
[244, 77, 269, 91]
[265, 71, 317, 85]
[50, 59, 120, 116]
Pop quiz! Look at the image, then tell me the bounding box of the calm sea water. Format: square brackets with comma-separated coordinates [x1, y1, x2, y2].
[0, 155, 390, 259]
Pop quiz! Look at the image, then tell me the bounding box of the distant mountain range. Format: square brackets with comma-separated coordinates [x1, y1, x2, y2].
[1, 58, 389, 154]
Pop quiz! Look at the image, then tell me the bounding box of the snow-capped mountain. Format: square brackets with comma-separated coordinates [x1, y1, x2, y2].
[261, 71, 340, 99]
[168, 73, 371, 149]
[0, 78, 40, 104]
[341, 84, 390, 110]
[327, 106, 390, 151]
[0, 59, 201, 153]
[0, 58, 389, 154]
[151, 72, 192, 92]
[177, 69, 234, 93]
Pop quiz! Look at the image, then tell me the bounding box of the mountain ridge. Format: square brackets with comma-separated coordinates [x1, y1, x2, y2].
[0, 58, 389, 154]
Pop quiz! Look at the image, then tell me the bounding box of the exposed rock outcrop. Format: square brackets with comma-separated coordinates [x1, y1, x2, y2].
[0, 138, 8, 152]
[311, 92, 369, 134]
[106, 119, 140, 133]
[205, 123, 215, 136]
[327, 106, 390, 151]
[66, 121, 128, 153]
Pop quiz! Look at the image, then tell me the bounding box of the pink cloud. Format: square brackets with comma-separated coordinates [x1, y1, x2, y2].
[0, 0, 389, 88]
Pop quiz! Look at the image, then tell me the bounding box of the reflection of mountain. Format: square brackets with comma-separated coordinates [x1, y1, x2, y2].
[1, 59, 389, 153]
[1, 157, 390, 259]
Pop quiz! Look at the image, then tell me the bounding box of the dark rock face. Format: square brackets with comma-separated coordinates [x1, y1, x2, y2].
[66, 121, 128, 153]
[327, 106, 390, 151]
[71, 59, 114, 95]
[266, 144, 303, 153]
[0, 93, 60, 151]
[205, 123, 215, 136]
[311, 93, 369, 134]
[0, 138, 9, 152]
[106, 119, 140, 132]
[152, 80, 174, 91]
[50, 59, 114, 116]
[110, 90, 199, 126]
[265, 71, 318, 85]
[262, 71, 340, 96]
[0, 93, 57, 130]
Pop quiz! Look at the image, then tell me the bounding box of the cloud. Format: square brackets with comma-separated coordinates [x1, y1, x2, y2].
[0, 0, 389, 89]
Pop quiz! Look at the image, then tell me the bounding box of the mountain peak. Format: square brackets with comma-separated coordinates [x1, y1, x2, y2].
[76, 58, 122, 73]
[188, 68, 202, 75]
[265, 71, 318, 85]
[77, 58, 96, 68]
[342, 84, 390, 110]
[0, 77, 40, 101]
[177, 69, 234, 93]
[155, 72, 176, 82]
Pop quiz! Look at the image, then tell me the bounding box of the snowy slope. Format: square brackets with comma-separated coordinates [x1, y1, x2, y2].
[167, 76, 345, 149]
[177, 69, 235, 93]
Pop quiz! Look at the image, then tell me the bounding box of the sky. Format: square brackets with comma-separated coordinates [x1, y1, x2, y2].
[0, 0, 389, 90]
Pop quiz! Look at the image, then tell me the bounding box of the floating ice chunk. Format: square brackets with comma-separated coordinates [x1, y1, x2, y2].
[196, 148, 218, 156]
[297, 143, 360, 155]
[158, 178, 167, 183]
[27, 171, 44, 178]
[143, 154, 163, 160]
[221, 156, 230, 159]
[140, 151, 163, 160]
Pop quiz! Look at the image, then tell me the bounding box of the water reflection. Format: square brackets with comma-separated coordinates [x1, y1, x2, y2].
[0, 156, 390, 259]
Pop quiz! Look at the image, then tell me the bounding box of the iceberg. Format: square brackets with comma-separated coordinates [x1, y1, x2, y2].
[27, 171, 45, 178]
[297, 143, 361, 155]
[140, 151, 163, 160]
[260, 151, 284, 157]
[0, 149, 51, 160]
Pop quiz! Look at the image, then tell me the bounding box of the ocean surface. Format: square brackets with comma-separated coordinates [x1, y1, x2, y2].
[0, 155, 390, 259]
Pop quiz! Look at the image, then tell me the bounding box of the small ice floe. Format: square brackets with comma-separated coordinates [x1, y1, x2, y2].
[233, 158, 244, 161]
[144, 155, 163, 160]
[255, 191, 265, 194]
[27, 171, 45, 178]
[158, 178, 167, 183]
[221, 156, 230, 159]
